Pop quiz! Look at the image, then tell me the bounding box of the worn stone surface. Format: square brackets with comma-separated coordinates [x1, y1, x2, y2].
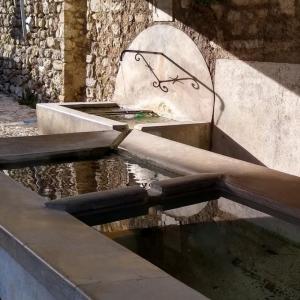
[0, 131, 122, 170]
[37, 103, 128, 134]
[213, 59, 300, 230]
[0, 249, 56, 300]
[135, 122, 211, 149]
[0, 93, 37, 137]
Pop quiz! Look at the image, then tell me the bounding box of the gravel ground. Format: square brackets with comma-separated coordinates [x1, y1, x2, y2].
[0, 93, 38, 137]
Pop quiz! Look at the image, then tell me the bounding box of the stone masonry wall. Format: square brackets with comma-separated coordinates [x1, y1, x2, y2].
[1, 0, 300, 102]
[63, 0, 87, 101]
[0, 0, 64, 102]
[86, 0, 300, 101]
[174, 0, 300, 74]
[85, 0, 151, 101]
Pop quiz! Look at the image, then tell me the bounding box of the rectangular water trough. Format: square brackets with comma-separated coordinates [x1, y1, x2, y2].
[37, 102, 211, 149]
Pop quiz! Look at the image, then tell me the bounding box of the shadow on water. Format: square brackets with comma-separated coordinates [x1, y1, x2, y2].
[106, 219, 300, 300]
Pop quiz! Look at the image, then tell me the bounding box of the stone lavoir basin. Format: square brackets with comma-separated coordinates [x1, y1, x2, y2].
[32, 101, 300, 300]
[1, 151, 299, 299]
[2, 153, 194, 230]
[37, 102, 211, 149]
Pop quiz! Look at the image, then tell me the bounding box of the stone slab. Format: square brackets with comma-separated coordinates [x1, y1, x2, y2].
[45, 175, 220, 226]
[0, 130, 122, 168]
[37, 103, 211, 150]
[37, 103, 128, 134]
[120, 131, 300, 238]
[0, 173, 207, 299]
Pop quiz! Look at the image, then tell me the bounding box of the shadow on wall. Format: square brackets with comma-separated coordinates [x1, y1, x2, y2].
[146, 0, 300, 97]
[212, 126, 265, 166]
[0, 56, 45, 104]
[119, 49, 225, 127]
[144, 0, 300, 167]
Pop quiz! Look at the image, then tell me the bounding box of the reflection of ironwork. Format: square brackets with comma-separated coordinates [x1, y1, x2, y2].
[121, 50, 200, 93]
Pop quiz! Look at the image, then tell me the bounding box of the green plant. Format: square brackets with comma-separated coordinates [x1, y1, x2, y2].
[18, 88, 38, 109]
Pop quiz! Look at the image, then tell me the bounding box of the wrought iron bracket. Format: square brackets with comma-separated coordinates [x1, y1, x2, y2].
[120, 50, 200, 93]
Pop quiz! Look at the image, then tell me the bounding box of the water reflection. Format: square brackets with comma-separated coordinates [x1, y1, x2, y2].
[105, 221, 300, 300]
[3, 155, 170, 200]
[76, 108, 175, 129]
[3, 154, 217, 230]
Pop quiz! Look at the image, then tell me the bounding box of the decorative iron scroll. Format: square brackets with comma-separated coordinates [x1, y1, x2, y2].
[120, 50, 200, 93]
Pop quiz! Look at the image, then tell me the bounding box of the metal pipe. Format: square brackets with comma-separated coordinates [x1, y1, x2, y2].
[19, 0, 26, 38]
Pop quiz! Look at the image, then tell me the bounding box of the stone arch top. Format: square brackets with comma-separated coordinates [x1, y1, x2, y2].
[113, 24, 214, 122]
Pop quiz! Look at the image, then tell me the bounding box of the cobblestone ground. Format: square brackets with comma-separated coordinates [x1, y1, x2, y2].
[0, 93, 38, 137]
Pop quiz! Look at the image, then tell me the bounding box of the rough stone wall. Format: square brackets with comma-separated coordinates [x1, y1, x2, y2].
[63, 0, 87, 101]
[173, 0, 300, 75]
[0, 0, 64, 102]
[85, 0, 151, 101]
[86, 0, 300, 101]
[1, 0, 300, 102]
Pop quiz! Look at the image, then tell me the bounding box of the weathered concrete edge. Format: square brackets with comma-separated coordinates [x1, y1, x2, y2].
[37, 103, 128, 134]
[134, 121, 208, 128]
[0, 224, 88, 300]
[135, 122, 211, 149]
[0, 173, 207, 300]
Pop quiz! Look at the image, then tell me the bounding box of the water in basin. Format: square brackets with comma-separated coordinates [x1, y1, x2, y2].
[104, 219, 300, 300]
[2, 154, 172, 200]
[2, 154, 214, 229]
[75, 107, 176, 128]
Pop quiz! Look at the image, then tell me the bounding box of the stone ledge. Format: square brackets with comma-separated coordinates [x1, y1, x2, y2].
[0, 173, 207, 299]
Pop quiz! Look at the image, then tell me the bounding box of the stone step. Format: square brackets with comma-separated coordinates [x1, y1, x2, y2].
[0, 130, 123, 169]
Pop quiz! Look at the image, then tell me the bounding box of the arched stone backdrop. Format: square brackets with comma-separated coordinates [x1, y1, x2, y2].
[113, 25, 214, 123]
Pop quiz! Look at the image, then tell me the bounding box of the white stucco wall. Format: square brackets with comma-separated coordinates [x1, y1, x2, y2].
[214, 59, 300, 176]
[214, 59, 300, 242]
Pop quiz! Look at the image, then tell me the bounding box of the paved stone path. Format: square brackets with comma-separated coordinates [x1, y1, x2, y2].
[0, 93, 38, 137]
